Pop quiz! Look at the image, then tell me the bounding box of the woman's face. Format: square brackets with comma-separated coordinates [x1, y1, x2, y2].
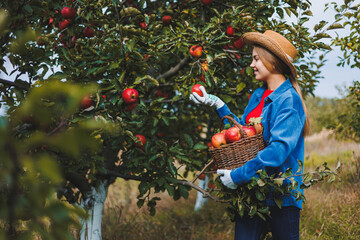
[250, 48, 272, 81]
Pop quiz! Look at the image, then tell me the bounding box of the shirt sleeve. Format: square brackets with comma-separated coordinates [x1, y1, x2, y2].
[215, 104, 244, 125]
[230, 107, 304, 184]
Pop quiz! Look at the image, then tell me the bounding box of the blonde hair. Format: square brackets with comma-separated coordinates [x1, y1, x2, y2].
[254, 45, 310, 136]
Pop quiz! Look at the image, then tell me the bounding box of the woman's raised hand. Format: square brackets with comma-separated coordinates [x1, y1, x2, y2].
[189, 86, 224, 109]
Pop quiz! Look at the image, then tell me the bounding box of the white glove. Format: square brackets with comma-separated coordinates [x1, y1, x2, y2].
[190, 86, 224, 109]
[217, 169, 237, 189]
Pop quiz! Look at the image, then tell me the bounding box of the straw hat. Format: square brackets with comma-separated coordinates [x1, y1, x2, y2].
[242, 30, 298, 78]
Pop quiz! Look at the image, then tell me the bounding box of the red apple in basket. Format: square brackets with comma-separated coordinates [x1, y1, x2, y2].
[211, 132, 226, 148]
[242, 126, 256, 137]
[225, 126, 241, 143]
[254, 123, 263, 134]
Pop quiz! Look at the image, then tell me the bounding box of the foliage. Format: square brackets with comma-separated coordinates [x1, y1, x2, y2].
[325, 0, 360, 142]
[305, 96, 340, 134]
[0, 0, 343, 237]
[214, 162, 340, 222]
[0, 82, 100, 239]
[331, 81, 360, 142]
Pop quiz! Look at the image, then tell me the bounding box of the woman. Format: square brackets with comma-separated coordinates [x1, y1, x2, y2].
[190, 30, 309, 240]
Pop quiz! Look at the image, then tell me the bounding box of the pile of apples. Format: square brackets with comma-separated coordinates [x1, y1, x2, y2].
[210, 123, 263, 148]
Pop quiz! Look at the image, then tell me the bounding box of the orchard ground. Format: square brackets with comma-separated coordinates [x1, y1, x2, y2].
[95, 130, 360, 240]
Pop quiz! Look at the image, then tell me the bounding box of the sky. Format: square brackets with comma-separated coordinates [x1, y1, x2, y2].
[1, 0, 359, 103]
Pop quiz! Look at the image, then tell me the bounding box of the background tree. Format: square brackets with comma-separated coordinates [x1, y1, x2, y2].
[325, 0, 360, 142]
[0, 0, 337, 239]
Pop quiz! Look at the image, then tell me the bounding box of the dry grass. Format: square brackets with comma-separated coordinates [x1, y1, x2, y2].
[102, 130, 360, 240]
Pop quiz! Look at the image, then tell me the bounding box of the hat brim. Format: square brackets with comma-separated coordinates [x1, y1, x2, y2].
[242, 32, 297, 78]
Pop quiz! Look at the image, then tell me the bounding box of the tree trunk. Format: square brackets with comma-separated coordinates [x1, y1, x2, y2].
[80, 180, 109, 240]
[194, 175, 209, 211]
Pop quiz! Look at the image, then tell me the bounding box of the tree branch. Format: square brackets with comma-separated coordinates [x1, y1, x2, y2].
[156, 57, 190, 81]
[105, 168, 225, 202]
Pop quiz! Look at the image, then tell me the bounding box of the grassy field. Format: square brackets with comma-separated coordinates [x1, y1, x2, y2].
[102, 131, 360, 240]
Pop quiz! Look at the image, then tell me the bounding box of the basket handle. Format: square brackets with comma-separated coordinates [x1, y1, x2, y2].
[220, 115, 248, 138]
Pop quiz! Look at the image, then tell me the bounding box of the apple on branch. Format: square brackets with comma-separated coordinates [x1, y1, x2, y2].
[83, 26, 95, 37]
[162, 15, 172, 25]
[61, 7, 76, 19]
[201, 0, 213, 5]
[80, 94, 93, 110]
[189, 45, 202, 58]
[226, 25, 235, 36]
[234, 37, 245, 49]
[59, 19, 70, 30]
[122, 88, 139, 104]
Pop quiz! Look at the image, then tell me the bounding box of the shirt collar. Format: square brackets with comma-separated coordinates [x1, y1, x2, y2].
[266, 78, 293, 102]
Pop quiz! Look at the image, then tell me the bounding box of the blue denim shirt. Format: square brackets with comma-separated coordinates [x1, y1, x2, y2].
[216, 79, 306, 209]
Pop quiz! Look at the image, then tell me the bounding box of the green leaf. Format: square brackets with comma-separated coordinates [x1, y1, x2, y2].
[236, 82, 246, 93]
[178, 185, 189, 199]
[327, 23, 343, 30]
[183, 134, 193, 148]
[120, 7, 141, 18]
[137, 199, 145, 208]
[274, 197, 283, 209]
[193, 143, 208, 150]
[257, 179, 265, 187]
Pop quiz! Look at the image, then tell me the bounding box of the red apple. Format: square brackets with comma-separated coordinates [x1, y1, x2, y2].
[199, 75, 206, 83]
[80, 94, 93, 109]
[191, 84, 204, 97]
[208, 181, 215, 189]
[59, 19, 70, 30]
[162, 15, 172, 24]
[198, 174, 206, 180]
[139, 22, 147, 29]
[242, 126, 256, 137]
[83, 26, 95, 37]
[234, 37, 245, 49]
[122, 88, 139, 104]
[225, 126, 241, 143]
[254, 123, 263, 134]
[135, 134, 146, 147]
[206, 142, 213, 149]
[211, 132, 227, 148]
[189, 45, 202, 58]
[226, 25, 235, 36]
[61, 7, 76, 19]
[49, 18, 54, 25]
[201, 0, 213, 5]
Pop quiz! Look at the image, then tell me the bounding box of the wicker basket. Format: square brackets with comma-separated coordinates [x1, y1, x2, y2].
[209, 115, 266, 170]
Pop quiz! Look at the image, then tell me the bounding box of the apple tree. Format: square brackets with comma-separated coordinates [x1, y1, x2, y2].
[325, 0, 360, 142]
[0, 0, 337, 239]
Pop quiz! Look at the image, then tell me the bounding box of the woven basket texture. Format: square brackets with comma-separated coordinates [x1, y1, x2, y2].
[209, 115, 266, 170]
